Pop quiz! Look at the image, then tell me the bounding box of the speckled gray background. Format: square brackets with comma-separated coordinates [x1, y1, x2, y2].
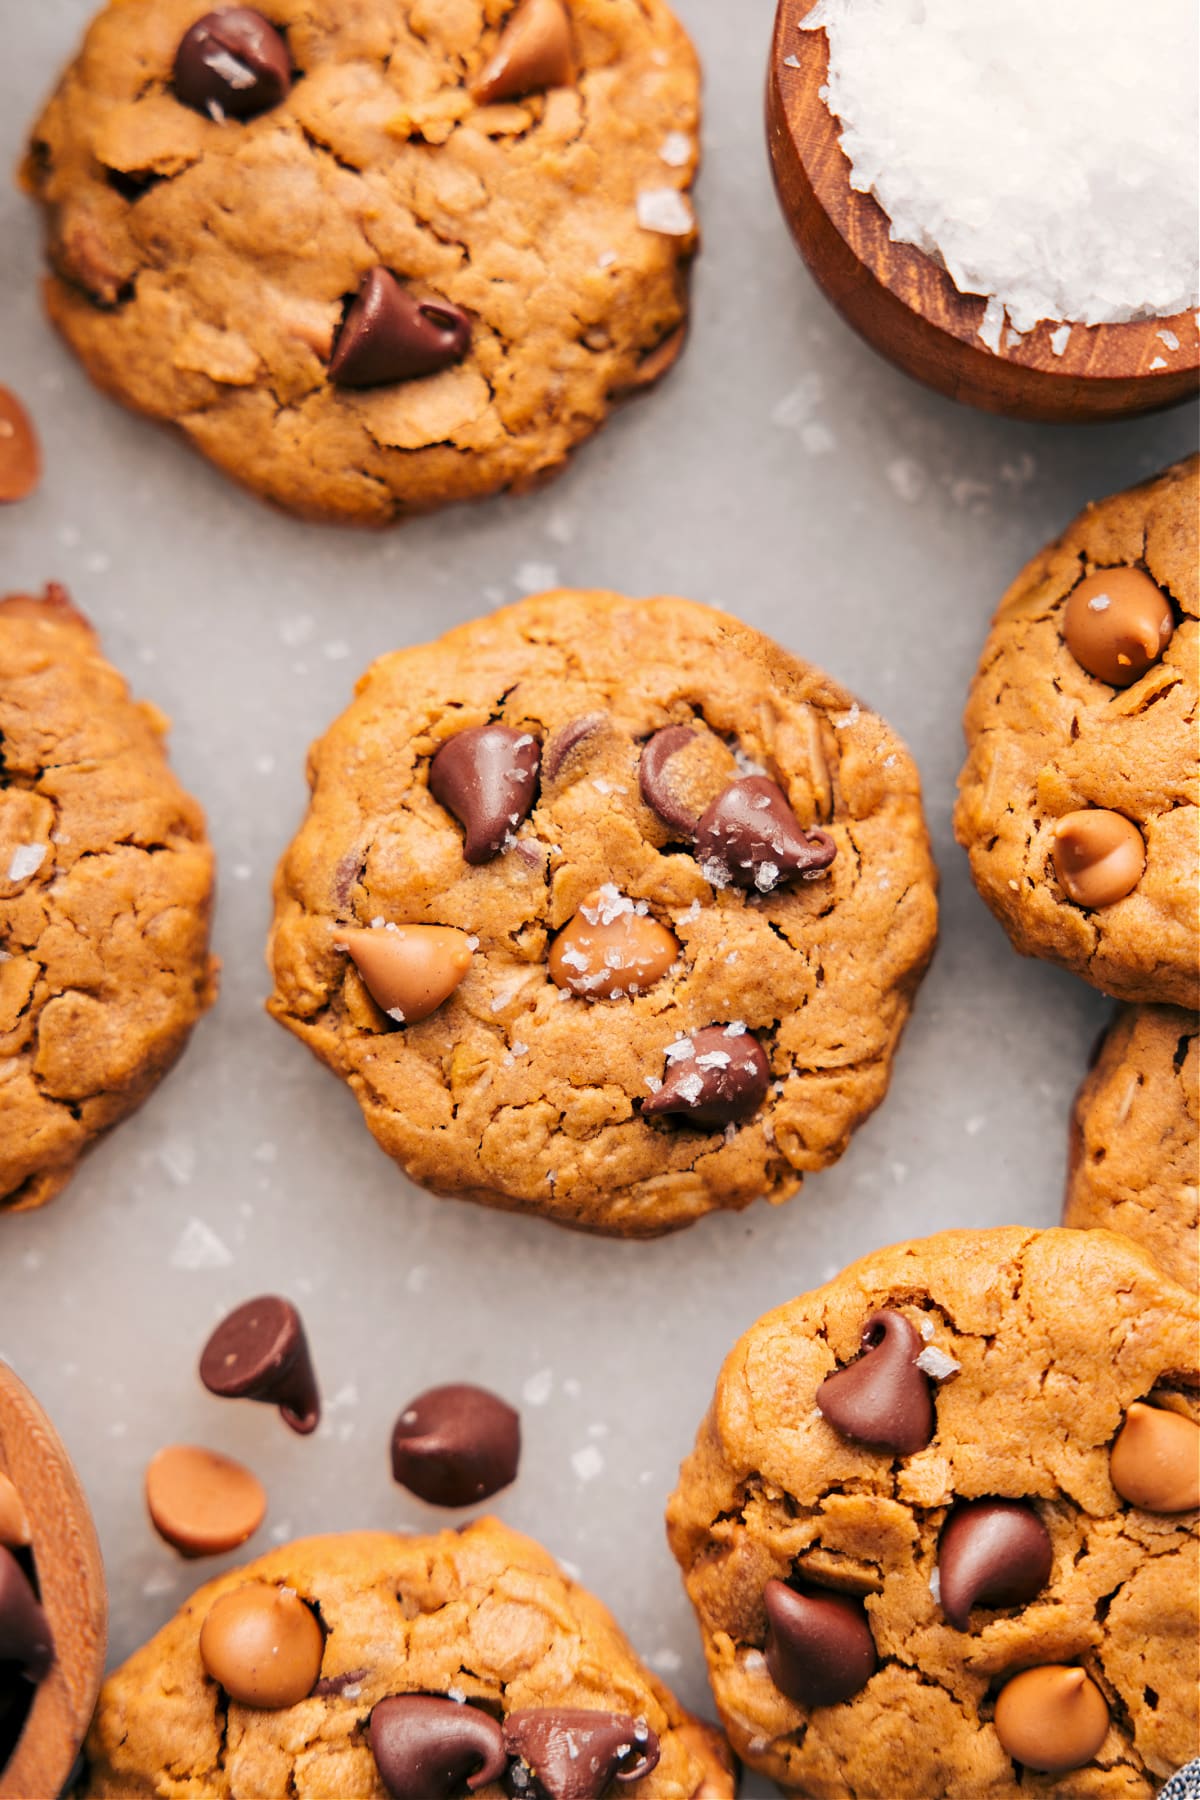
[1, 2, 1196, 1792]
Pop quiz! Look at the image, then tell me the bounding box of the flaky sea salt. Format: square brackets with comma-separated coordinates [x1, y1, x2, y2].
[6, 844, 45, 883]
[804, 0, 1199, 332]
[916, 1345, 961, 1381]
[636, 188, 695, 237]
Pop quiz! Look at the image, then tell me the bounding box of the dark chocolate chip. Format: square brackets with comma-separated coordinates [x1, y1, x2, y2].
[313, 1666, 370, 1697]
[370, 1695, 508, 1800]
[174, 9, 291, 121]
[328, 269, 471, 389]
[937, 1499, 1053, 1630]
[638, 726, 699, 835]
[391, 1384, 519, 1507]
[643, 1024, 769, 1128]
[503, 1708, 659, 1800]
[816, 1310, 934, 1456]
[694, 776, 836, 893]
[763, 1579, 876, 1709]
[429, 725, 541, 864]
[199, 1295, 321, 1435]
[0, 1547, 54, 1682]
[543, 714, 606, 784]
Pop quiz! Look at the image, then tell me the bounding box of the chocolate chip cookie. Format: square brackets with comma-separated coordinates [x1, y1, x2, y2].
[24, 0, 699, 525]
[267, 591, 938, 1237]
[80, 1518, 735, 1799]
[1065, 1005, 1198, 1292]
[955, 456, 1198, 1009]
[667, 1226, 1200, 1799]
[0, 587, 217, 1211]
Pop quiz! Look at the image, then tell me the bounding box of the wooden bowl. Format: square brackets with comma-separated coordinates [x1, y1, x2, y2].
[767, 0, 1200, 424]
[0, 1364, 107, 1800]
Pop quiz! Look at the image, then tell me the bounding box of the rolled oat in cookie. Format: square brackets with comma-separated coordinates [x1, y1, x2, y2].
[266, 591, 937, 1237]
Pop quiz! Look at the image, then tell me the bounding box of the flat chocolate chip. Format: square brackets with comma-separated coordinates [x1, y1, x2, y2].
[763, 1578, 876, 1709]
[502, 1709, 659, 1800]
[638, 725, 700, 835]
[370, 1695, 507, 1800]
[0, 1546, 54, 1682]
[643, 1024, 769, 1128]
[938, 1499, 1053, 1630]
[174, 9, 291, 121]
[430, 725, 541, 864]
[816, 1310, 934, 1456]
[199, 1296, 321, 1435]
[543, 714, 606, 784]
[695, 776, 836, 893]
[391, 1384, 519, 1507]
[329, 269, 471, 389]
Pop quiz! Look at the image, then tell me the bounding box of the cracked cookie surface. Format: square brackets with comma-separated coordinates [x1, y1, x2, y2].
[24, 0, 699, 525]
[955, 457, 1198, 1008]
[666, 1226, 1200, 1800]
[0, 588, 217, 1212]
[80, 1518, 735, 1799]
[266, 590, 938, 1237]
[1065, 1005, 1198, 1292]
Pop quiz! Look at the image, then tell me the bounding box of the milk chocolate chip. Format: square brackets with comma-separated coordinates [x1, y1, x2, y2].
[473, 0, 574, 105]
[638, 726, 700, 836]
[549, 887, 678, 999]
[199, 1582, 323, 1709]
[430, 725, 541, 864]
[0, 388, 41, 505]
[329, 270, 471, 389]
[145, 1445, 267, 1559]
[502, 1708, 659, 1800]
[816, 1311, 935, 1456]
[1052, 810, 1145, 908]
[993, 1666, 1109, 1773]
[937, 1499, 1052, 1630]
[0, 1547, 53, 1682]
[762, 1579, 876, 1709]
[199, 1295, 321, 1435]
[391, 1384, 520, 1507]
[174, 9, 291, 121]
[370, 1695, 507, 1800]
[695, 777, 836, 893]
[543, 714, 605, 783]
[0, 1475, 30, 1550]
[336, 924, 473, 1024]
[1063, 568, 1174, 686]
[1109, 1402, 1200, 1513]
[643, 1024, 769, 1128]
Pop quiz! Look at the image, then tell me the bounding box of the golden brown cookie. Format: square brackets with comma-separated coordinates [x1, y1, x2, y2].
[667, 1226, 1200, 1799]
[0, 586, 217, 1211]
[80, 1518, 735, 1799]
[23, 0, 699, 525]
[955, 456, 1198, 1008]
[266, 591, 938, 1237]
[1065, 1005, 1198, 1291]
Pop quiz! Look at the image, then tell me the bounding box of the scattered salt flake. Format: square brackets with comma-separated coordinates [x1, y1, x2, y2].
[323, 639, 351, 661]
[1049, 323, 1072, 355]
[886, 458, 928, 504]
[254, 753, 275, 776]
[978, 296, 1006, 354]
[832, 702, 861, 729]
[916, 1345, 961, 1380]
[84, 550, 111, 575]
[659, 131, 692, 166]
[1088, 593, 1111, 611]
[405, 1264, 429, 1294]
[928, 1566, 941, 1603]
[514, 561, 557, 592]
[649, 1648, 682, 1673]
[279, 614, 314, 648]
[596, 249, 618, 269]
[783, 52, 801, 67]
[6, 844, 45, 883]
[919, 1316, 934, 1339]
[965, 1115, 986, 1136]
[545, 509, 574, 544]
[742, 1649, 768, 1675]
[563, 1377, 581, 1398]
[1158, 328, 1180, 350]
[327, 1383, 359, 1411]
[803, 421, 836, 455]
[447, 1686, 467, 1705]
[232, 863, 252, 881]
[771, 373, 824, 430]
[252, 1141, 277, 1164]
[169, 1217, 233, 1271]
[159, 1139, 196, 1185]
[142, 1570, 177, 1599]
[571, 1444, 605, 1482]
[883, 752, 897, 767]
[1149, 356, 1167, 369]
[636, 188, 695, 237]
[523, 1368, 554, 1406]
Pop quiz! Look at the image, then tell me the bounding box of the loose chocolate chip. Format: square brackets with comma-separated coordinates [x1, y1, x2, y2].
[762, 1578, 876, 1709]
[543, 714, 606, 784]
[694, 776, 836, 893]
[174, 9, 292, 121]
[816, 1310, 935, 1456]
[993, 1665, 1110, 1774]
[430, 725, 541, 864]
[199, 1296, 321, 1435]
[473, 0, 575, 106]
[1063, 568, 1174, 687]
[502, 1708, 659, 1800]
[145, 1444, 267, 1559]
[0, 387, 41, 505]
[199, 1582, 323, 1709]
[391, 1384, 520, 1507]
[328, 269, 471, 389]
[370, 1695, 508, 1800]
[638, 726, 700, 835]
[0, 1546, 53, 1682]
[937, 1499, 1053, 1630]
[643, 1024, 769, 1128]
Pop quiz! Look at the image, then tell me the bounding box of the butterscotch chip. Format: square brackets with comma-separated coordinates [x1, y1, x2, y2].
[0, 1472, 31, 1549]
[1051, 809, 1145, 909]
[145, 1446, 267, 1559]
[0, 386, 41, 504]
[199, 1581, 323, 1709]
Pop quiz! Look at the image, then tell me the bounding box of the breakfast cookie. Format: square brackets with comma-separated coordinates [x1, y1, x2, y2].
[955, 456, 1198, 1009]
[1064, 1005, 1198, 1291]
[667, 1226, 1200, 1800]
[0, 586, 217, 1212]
[267, 590, 938, 1237]
[80, 1517, 735, 1799]
[24, 0, 699, 525]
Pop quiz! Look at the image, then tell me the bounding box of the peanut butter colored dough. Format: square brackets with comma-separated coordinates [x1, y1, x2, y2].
[955, 456, 1198, 1008]
[22, 0, 699, 526]
[667, 1227, 1200, 1799]
[0, 587, 217, 1212]
[266, 592, 938, 1237]
[80, 1519, 735, 1799]
[1065, 1005, 1198, 1291]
